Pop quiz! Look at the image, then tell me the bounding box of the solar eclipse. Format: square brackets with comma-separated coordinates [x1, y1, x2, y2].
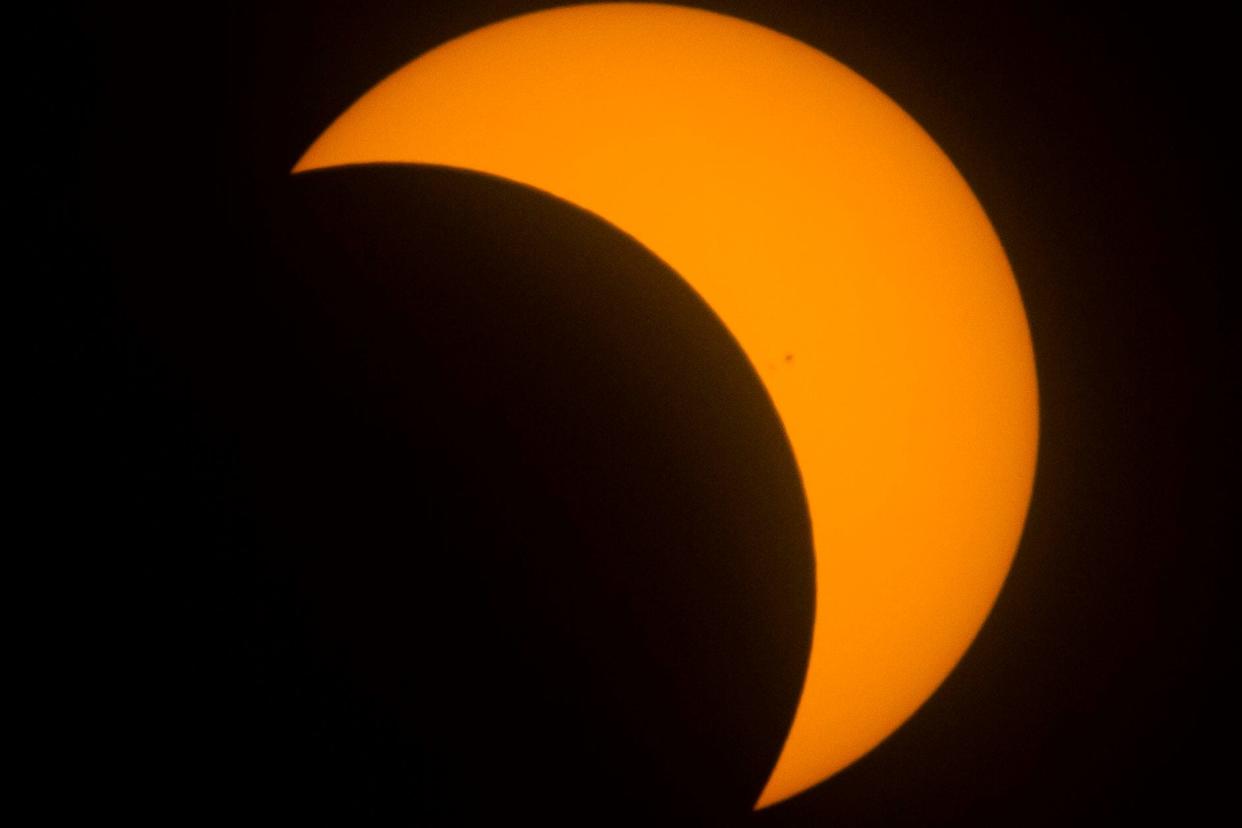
[296, 3, 1038, 808]
[73, 0, 1226, 823]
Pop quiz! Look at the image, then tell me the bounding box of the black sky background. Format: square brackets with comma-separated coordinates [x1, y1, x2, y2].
[44, 1, 1231, 824]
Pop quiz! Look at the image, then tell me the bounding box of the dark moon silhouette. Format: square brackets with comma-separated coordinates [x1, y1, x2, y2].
[111, 164, 815, 823]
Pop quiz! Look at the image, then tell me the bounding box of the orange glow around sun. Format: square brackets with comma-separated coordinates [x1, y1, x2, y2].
[294, 3, 1039, 809]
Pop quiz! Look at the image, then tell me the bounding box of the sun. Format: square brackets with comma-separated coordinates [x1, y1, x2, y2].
[293, 2, 1039, 808]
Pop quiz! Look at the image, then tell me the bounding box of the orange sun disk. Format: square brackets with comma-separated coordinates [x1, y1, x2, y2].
[294, 3, 1039, 809]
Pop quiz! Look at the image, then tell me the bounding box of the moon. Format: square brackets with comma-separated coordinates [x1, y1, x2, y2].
[293, 2, 1039, 809]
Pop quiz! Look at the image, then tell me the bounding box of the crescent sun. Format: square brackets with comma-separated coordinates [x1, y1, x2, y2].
[292, 2, 1039, 809]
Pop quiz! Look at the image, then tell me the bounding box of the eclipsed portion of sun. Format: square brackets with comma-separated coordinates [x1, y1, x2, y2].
[293, 2, 1039, 809]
